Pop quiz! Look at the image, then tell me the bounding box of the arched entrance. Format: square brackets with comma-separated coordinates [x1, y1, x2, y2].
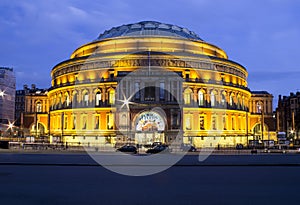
[134, 111, 165, 145]
[30, 123, 46, 137]
[252, 123, 268, 140]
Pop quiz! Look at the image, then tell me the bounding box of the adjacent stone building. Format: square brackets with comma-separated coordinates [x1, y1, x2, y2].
[276, 92, 300, 142]
[0, 67, 15, 136]
[15, 84, 49, 138]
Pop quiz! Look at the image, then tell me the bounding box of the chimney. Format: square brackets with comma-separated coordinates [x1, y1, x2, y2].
[23, 84, 28, 90]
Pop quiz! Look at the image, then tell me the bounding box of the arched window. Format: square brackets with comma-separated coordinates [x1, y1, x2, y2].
[65, 92, 70, 107]
[221, 93, 226, 106]
[184, 88, 192, 105]
[83, 92, 89, 106]
[229, 95, 233, 106]
[237, 96, 241, 108]
[210, 92, 216, 107]
[58, 94, 62, 108]
[198, 90, 204, 106]
[256, 102, 262, 113]
[109, 89, 115, 105]
[95, 91, 102, 106]
[36, 102, 42, 112]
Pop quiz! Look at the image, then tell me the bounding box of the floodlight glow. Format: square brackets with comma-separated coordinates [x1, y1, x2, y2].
[0, 90, 5, 97]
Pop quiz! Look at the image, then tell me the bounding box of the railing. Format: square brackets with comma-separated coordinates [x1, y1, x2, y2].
[185, 78, 250, 91]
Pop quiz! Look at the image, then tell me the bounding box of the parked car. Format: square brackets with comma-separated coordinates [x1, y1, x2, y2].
[181, 144, 197, 152]
[264, 146, 287, 154]
[146, 145, 169, 154]
[116, 145, 137, 154]
[143, 142, 163, 149]
[151, 142, 163, 147]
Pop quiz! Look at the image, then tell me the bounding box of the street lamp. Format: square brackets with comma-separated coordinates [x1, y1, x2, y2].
[290, 129, 295, 146]
[0, 90, 5, 97]
[7, 121, 15, 141]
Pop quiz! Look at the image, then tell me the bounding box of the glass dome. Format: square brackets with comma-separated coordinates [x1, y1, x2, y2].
[96, 21, 203, 41]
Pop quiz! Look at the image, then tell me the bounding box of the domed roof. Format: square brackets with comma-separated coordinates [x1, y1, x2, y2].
[96, 21, 203, 41]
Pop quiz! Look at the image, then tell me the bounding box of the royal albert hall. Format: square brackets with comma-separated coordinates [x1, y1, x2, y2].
[47, 21, 274, 148]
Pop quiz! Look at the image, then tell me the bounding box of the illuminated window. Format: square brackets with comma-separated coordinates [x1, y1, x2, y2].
[95, 92, 102, 106]
[211, 92, 215, 107]
[237, 96, 241, 108]
[229, 95, 233, 106]
[185, 114, 192, 130]
[83, 93, 89, 106]
[257, 102, 262, 113]
[184, 88, 192, 105]
[107, 113, 114, 130]
[109, 89, 115, 104]
[198, 90, 204, 106]
[221, 93, 226, 106]
[36, 102, 42, 112]
[65, 93, 70, 106]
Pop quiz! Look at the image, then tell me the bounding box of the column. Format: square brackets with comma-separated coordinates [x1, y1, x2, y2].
[193, 88, 197, 106]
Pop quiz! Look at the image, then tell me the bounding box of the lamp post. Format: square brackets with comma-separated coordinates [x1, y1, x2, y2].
[290, 130, 295, 146]
[119, 94, 135, 145]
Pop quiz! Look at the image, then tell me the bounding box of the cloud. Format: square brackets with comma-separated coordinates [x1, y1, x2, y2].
[0, 0, 299, 103]
[68, 6, 87, 18]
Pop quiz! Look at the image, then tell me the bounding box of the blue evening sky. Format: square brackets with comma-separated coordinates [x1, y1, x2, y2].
[0, 0, 300, 106]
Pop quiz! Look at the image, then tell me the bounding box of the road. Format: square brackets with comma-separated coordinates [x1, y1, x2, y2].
[0, 152, 300, 205]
